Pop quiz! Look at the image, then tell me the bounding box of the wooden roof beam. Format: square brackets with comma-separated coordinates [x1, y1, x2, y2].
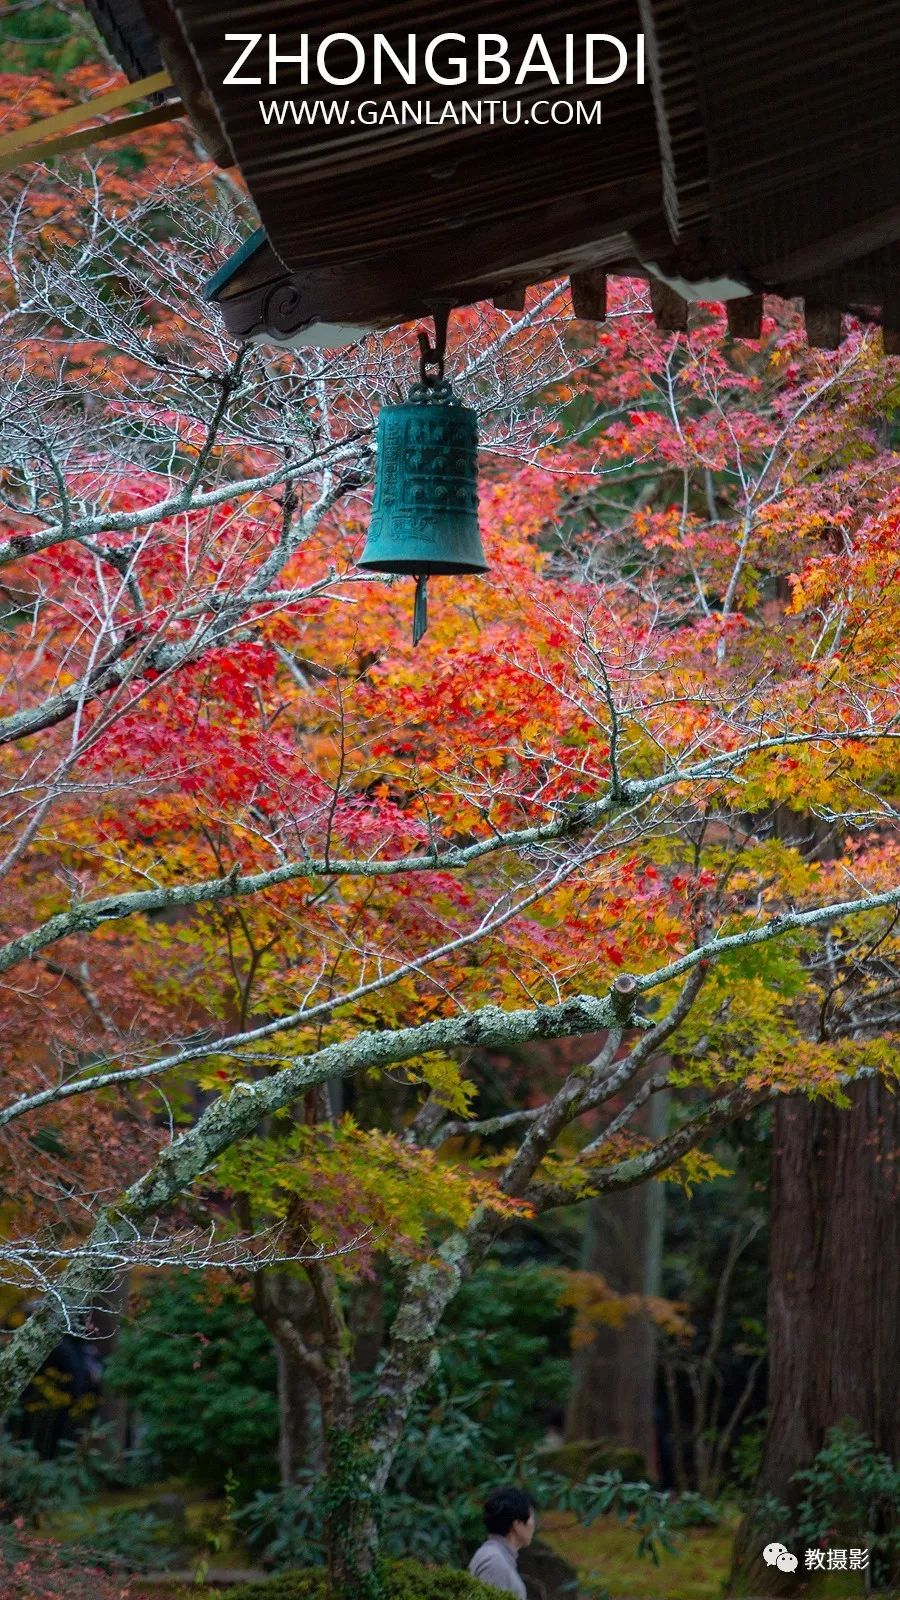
[492, 286, 527, 313]
[803, 302, 844, 349]
[726, 294, 763, 340]
[648, 274, 688, 331]
[570, 269, 608, 322]
[761, 202, 900, 283]
[143, 0, 232, 165]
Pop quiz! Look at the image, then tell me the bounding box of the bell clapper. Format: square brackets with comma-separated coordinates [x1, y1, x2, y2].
[412, 574, 428, 646]
[409, 308, 448, 647]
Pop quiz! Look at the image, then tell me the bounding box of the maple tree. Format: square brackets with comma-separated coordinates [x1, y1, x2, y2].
[1, 52, 899, 1592]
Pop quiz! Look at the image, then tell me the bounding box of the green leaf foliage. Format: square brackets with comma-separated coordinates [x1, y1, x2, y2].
[423, 1263, 573, 1454]
[104, 1275, 278, 1496]
[794, 1423, 900, 1587]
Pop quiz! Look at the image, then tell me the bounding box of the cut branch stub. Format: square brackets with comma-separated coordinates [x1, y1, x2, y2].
[610, 972, 640, 1025]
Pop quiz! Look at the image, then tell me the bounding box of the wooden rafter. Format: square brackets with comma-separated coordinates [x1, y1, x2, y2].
[0, 70, 181, 176]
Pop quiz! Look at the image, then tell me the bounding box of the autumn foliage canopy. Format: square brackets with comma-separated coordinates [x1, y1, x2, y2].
[0, 59, 897, 1448]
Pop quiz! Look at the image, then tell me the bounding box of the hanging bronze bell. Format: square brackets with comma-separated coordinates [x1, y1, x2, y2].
[358, 314, 486, 643]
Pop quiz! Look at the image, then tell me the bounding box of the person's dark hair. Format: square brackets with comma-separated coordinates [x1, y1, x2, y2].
[483, 1486, 534, 1536]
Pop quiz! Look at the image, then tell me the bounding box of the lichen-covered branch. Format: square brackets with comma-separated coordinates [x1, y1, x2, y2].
[0, 729, 895, 980]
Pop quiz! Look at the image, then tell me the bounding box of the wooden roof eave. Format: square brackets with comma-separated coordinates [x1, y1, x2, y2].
[203, 173, 665, 346]
[87, 0, 900, 346]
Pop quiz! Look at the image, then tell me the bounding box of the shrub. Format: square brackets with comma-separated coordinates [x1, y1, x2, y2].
[539, 1438, 646, 1483]
[794, 1422, 899, 1587]
[233, 1478, 325, 1572]
[237, 1464, 716, 1576]
[741, 1426, 900, 1591]
[54, 1506, 175, 1572]
[425, 1263, 573, 1456]
[196, 1560, 503, 1600]
[0, 1431, 78, 1522]
[105, 1260, 570, 1534]
[104, 1275, 279, 1497]
[0, 1422, 130, 1521]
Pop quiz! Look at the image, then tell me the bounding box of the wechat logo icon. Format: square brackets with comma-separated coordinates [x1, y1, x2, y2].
[763, 1542, 798, 1573]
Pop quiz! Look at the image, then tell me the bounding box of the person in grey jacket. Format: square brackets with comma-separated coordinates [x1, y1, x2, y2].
[468, 1486, 535, 1596]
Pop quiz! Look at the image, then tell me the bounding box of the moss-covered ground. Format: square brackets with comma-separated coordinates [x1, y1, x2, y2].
[540, 1509, 879, 1600]
[541, 1507, 739, 1600]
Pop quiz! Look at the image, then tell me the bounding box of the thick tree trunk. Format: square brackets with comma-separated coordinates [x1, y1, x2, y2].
[564, 1191, 661, 1469]
[274, 1337, 322, 1485]
[564, 1087, 666, 1473]
[94, 1274, 132, 1463]
[730, 1080, 900, 1593]
[255, 1250, 376, 1593]
[324, 1430, 380, 1600]
[258, 1271, 324, 1485]
[349, 1277, 385, 1374]
[320, 1385, 382, 1596]
[763, 1082, 900, 1494]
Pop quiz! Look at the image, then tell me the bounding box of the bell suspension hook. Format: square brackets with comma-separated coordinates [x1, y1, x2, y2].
[416, 302, 451, 389]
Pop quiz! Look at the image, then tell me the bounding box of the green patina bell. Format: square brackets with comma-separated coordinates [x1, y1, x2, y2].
[359, 312, 486, 643]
